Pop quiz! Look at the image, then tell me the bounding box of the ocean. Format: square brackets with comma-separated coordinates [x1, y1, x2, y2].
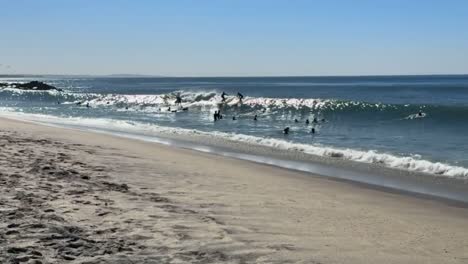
[1, 75, 468, 197]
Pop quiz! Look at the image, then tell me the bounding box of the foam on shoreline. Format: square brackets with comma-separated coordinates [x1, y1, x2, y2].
[1, 110, 467, 180]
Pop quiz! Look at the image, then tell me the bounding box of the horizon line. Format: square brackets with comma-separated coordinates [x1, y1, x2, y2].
[2, 73, 468, 78]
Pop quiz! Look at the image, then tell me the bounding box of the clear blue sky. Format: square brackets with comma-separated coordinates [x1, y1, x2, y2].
[1, 0, 468, 76]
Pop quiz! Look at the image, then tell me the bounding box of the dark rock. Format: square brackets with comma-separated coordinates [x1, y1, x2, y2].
[0, 81, 62, 91]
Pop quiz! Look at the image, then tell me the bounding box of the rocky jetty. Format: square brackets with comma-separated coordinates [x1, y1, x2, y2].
[0, 81, 62, 91]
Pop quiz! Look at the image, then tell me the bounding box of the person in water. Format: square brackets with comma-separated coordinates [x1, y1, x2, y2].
[305, 119, 310, 125]
[221, 92, 227, 102]
[213, 110, 218, 121]
[86, 103, 90, 108]
[313, 117, 318, 123]
[294, 119, 299, 123]
[418, 110, 423, 117]
[254, 114, 257, 121]
[311, 128, 316, 134]
[232, 116, 236, 120]
[175, 93, 182, 106]
[237, 92, 244, 102]
[283, 127, 290, 134]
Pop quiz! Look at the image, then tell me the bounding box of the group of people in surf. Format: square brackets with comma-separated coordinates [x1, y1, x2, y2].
[72, 90, 325, 135]
[284, 117, 326, 134]
[221, 91, 244, 103]
[215, 91, 325, 135]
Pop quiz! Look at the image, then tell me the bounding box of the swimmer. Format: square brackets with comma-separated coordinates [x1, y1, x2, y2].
[313, 117, 318, 123]
[213, 110, 218, 121]
[294, 119, 299, 123]
[305, 119, 310, 125]
[311, 128, 316, 134]
[283, 127, 290, 134]
[254, 114, 257, 121]
[232, 116, 236, 120]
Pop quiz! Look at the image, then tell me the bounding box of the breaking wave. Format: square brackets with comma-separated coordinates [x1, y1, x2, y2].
[1, 110, 467, 179]
[0, 88, 426, 113]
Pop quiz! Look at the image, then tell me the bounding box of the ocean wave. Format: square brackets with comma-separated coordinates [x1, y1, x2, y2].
[1, 111, 467, 179]
[4, 88, 468, 123]
[2, 88, 406, 113]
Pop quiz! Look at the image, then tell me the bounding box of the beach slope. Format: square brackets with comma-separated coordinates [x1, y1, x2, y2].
[0, 117, 467, 263]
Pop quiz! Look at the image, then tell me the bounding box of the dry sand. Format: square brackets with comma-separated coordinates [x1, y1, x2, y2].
[0, 117, 467, 264]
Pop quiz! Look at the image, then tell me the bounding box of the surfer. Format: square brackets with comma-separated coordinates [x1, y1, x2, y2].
[283, 127, 290, 134]
[175, 93, 182, 106]
[221, 92, 227, 102]
[237, 92, 244, 103]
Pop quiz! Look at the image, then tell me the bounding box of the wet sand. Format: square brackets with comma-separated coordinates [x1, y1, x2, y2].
[1, 117, 467, 264]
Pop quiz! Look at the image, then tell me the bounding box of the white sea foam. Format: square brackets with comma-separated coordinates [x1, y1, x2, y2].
[50, 90, 396, 112]
[1, 110, 467, 179]
[0, 87, 63, 96]
[1, 87, 400, 112]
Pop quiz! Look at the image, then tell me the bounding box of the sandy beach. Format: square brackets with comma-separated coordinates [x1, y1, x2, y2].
[1, 117, 467, 264]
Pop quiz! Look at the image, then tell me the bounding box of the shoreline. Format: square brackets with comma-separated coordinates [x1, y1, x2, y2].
[1, 117, 468, 263]
[3, 113, 468, 204]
